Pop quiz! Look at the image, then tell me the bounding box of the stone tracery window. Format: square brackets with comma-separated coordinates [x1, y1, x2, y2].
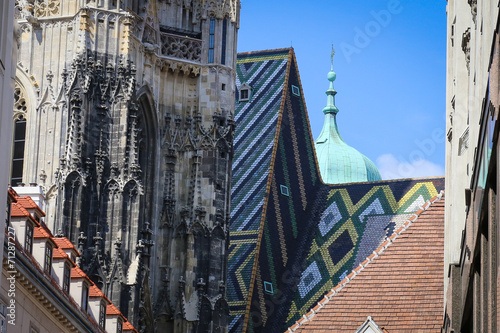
[208, 17, 215, 63]
[11, 85, 28, 186]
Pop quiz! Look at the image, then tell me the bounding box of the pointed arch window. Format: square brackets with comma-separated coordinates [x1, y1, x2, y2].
[11, 85, 28, 186]
[208, 17, 215, 63]
[221, 18, 228, 65]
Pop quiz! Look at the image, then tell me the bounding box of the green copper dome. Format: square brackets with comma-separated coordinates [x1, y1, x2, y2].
[314, 60, 381, 184]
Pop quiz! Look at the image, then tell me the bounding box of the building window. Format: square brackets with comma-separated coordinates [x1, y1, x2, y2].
[82, 283, 89, 312]
[11, 86, 28, 186]
[280, 185, 290, 196]
[0, 301, 6, 333]
[221, 18, 227, 65]
[11, 119, 26, 186]
[208, 17, 215, 63]
[6, 200, 11, 227]
[44, 243, 53, 274]
[25, 221, 33, 253]
[117, 318, 123, 333]
[239, 83, 251, 102]
[99, 300, 106, 329]
[63, 262, 71, 293]
[264, 281, 274, 294]
[292, 85, 300, 96]
[459, 127, 470, 156]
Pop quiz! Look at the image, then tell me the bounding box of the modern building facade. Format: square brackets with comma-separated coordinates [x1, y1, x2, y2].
[444, 0, 500, 331]
[12, 0, 240, 331]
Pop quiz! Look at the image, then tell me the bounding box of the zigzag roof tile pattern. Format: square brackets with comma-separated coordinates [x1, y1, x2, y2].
[228, 48, 293, 330]
[289, 192, 445, 332]
[228, 48, 445, 333]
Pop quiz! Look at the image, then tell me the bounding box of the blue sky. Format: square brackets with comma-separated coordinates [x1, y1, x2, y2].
[237, 0, 447, 179]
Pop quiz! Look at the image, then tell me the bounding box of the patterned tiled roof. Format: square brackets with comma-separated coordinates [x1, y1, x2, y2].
[288, 192, 445, 332]
[228, 48, 293, 328]
[228, 49, 446, 333]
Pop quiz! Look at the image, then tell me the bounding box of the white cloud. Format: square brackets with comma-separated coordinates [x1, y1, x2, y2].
[376, 153, 444, 180]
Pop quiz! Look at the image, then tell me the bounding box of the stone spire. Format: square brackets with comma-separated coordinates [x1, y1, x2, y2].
[314, 47, 382, 184]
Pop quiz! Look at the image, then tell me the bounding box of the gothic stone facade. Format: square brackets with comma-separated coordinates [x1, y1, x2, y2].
[13, 1, 240, 332]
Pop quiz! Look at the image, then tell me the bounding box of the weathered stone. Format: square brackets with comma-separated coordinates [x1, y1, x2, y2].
[13, 1, 240, 331]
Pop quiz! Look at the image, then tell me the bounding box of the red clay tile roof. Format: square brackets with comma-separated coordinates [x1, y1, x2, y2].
[11, 202, 32, 217]
[53, 237, 81, 256]
[71, 266, 93, 284]
[124, 320, 138, 332]
[8, 188, 17, 202]
[288, 191, 445, 333]
[8, 193, 138, 333]
[107, 303, 126, 319]
[52, 246, 72, 260]
[89, 284, 106, 298]
[34, 226, 52, 238]
[16, 196, 46, 216]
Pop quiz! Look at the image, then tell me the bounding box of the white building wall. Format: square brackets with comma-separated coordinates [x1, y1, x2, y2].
[0, 0, 18, 275]
[445, 0, 500, 294]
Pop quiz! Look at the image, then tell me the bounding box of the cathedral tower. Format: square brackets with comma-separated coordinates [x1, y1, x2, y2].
[13, 0, 240, 331]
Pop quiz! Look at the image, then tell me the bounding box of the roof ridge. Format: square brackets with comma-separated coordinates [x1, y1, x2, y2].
[320, 175, 445, 187]
[237, 47, 293, 56]
[285, 190, 445, 332]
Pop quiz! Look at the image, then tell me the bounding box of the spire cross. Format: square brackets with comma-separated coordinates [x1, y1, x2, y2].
[331, 44, 335, 69]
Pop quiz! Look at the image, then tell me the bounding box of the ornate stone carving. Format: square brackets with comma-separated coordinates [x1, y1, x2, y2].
[160, 33, 202, 62]
[468, 0, 477, 25]
[34, 0, 60, 18]
[13, 84, 28, 121]
[462, 28, 471, 72]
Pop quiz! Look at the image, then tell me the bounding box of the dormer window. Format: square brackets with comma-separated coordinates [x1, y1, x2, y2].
[99, 300, 106, 329]
[82, 283, 89, 312]
[25, 221, 33, 253]
[63, 262, 71, 293]
[239, 83, 251, 102]
[44, 243, 53, 274]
